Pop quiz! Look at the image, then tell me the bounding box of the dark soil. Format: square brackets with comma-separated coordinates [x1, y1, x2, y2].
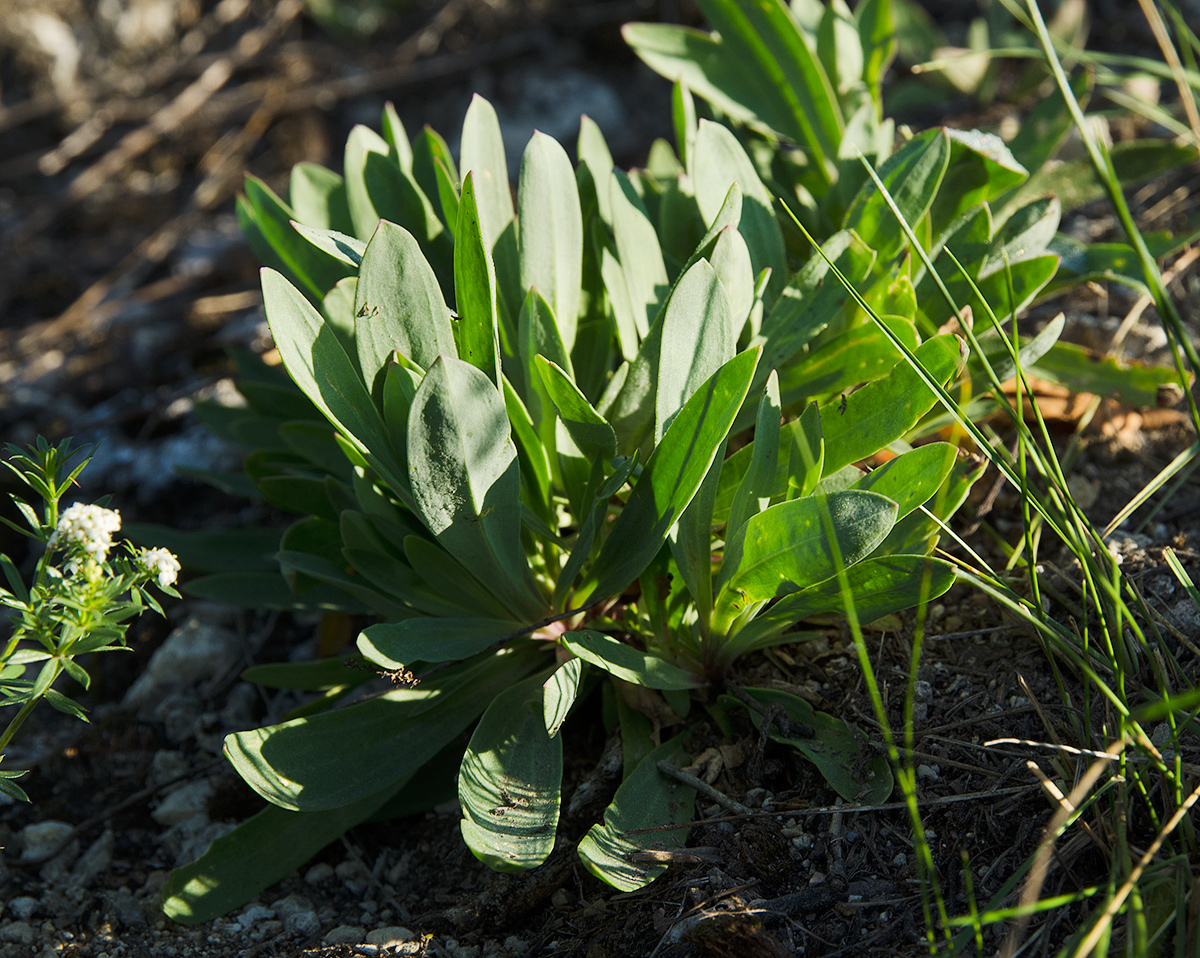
[2, 2, 1199, 957]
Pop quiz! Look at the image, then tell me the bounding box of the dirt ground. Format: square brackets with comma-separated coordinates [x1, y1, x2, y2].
[1, 2, 1199, 956]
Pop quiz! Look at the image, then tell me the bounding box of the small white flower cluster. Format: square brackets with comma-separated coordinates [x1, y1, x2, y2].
[49, 503, 122, 563]
[138, 547, 181, 589]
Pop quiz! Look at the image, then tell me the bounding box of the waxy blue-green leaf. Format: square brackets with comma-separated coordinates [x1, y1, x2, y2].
[709, 226, 755, 337]
[502, 376, 552, 517]
[344, 125, 393, 240]
[433, 157, 461, 238]
[777, 319, 918, 409]
[534, 356, 616, 460]
[820, 334, 966, 476]
[358, 617, 518, 666]
[577, 736, 695, 891]
[816, 0, 863, 98]
[655, 258, 734, 443]
[582, 347, 759, 604]
[930, 128, 1028, 235]
[402, 535, 516, 621]
[672, 80, 698, 171]
[453, 173, 502, 387]
[290, 223, 364, 268]
[407, 356, 545, 621]
[459, 95, 514, 251]
[518, 288, 572, 433]
[562, 630, 701, 690]
[723, 688, 892, 803]
[716, 490, 897, 623]
[412, 124, 458, 230]
[544, 658, 586, 738]
[288, 161, 353, 234]
[459, 672, 562, 871]
[354, 221, 455, 394]
[240, 178, 355, 303]
[518, 132, 583, 352]
[844, 128, 950, 261]
[610, 169, 668, 343]
[856, 0, 896, 107]
[225, 648, 542, 811]
[260, 269, 396, 473]
[692, 121, 786, 302]
[578, 116, 617, 225]
[553, 456, 635, 608]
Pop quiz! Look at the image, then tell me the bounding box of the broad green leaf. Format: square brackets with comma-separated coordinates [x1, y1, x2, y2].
[930, 128, 1029, 235]
[829, 442, 958, 520]
[454, 173, 502, 387]
[655, 258, 734, 443]
[708, 227, 755, 337]
[728, 554, 957, 656]
[123, 523, 280, 575]
[402, 534, 516, 621]
[723, 688, 892, 802]
[413, 124, 458, 229]
[162, 782, 400, 925]
[502, 376, 552, 516]
[289, 161, 353, 234]
[816, 0, 863, 97]
[715, 490, 897, 623]
[1032, 341, 1190, 408]
[777, 318, 918, 408]
[544, 658, 586, 737]
[380, 103, 412, 171]
[260, 269, 396, 474]
[672, 80, 698, 170]
[459, 672, 562, 871]
[820, 334, 966, 476]
[407, 356, 545, 621]
[692, 121, 786, 301]
[242, 658, 369, 691]
[582, 347, 760, 604]
[561, 630, 701, 690]
[856, 0, 897, 105]
[433, 157, 461, 237]
[553, 456, 636, 608]
[358, 617, 518, 666]
[668, 440, 725, 626]
[518, 289, 573, 436]
[578, 116, 616, 225]
[519, 132, 583, 352]
[577, 736, 695, 891]
[844, 128, 950, 262]
[224, 647, 542, 811]
[185, 572, 367, 613]
[696, 0, 843, 171]
[354, 221, 455, 392]
[535, 356, 617, 460]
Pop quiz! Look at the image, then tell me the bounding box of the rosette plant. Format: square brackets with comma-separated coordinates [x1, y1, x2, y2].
[158, 89, 985, 920]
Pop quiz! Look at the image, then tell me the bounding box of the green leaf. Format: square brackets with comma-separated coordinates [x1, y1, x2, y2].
[241, 658, 369, 691]
[354, 221, 455, 392]
[930, 128, 1028, 235]
[844, 128, 950, 261]
[582, 347, 760, 604]
[185, 572, 367, 613]
[655, 258, 734, 443]
[459, 95, 515, 251]
[358, 617, 519, 666]
[459, 672, 562, 871]
[518, 132, 583, 352]
[716, 490, 897, 620]
[289, 161, 353, 234]
[543, 658, 586, 737]
[820, 334, 966, 476]
[289, 223, 365, 268]
[162, 781, 404, 925]
[727, 371, 782, 540]
[692, 121, 786, 302]
[453, 173, 502, 388]
[577, 736, 695, 891]
[534, 356, 617, 460]
[824, 442, 958, 520]
[401, 534, 516, 620]
[776, 318, 918, 408]
[225, 647, 542, 811]
[407, 356, 545, 621]
[608, 169, 669, 345]
[260, 269, 399, 482]
[553, 457, 636, 607]
[123, 524, 281, 575]
[561, 630, 701, 690]
[1031, 341, 1189, 408]
[344, 125, 393, 240]
[723, 688, 892, 802]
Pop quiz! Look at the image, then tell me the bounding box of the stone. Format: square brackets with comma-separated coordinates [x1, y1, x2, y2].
[304, 862, 334, 885]
[366, 926, 414, 947]
[272, 894, 319, 938]
[8, 897, 39, 921]
[69, 829, 114, 887]
[237, 903, 275, 932]
[0, 922, 34, 945]
[122, 616, 239, 710]
[148, 750, 190, 788]
[152, 780, 213, 825]
[323, 925, 366, 944]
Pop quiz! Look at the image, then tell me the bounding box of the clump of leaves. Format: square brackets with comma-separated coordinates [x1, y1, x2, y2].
[0, 438, 180, 801]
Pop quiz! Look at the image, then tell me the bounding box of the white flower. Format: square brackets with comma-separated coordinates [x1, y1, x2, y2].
[139, 547, 180, 589]
[49, 503, 122, 563]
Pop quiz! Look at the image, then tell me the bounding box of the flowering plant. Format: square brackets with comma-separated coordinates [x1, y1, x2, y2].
[0, 437, 180, 801]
